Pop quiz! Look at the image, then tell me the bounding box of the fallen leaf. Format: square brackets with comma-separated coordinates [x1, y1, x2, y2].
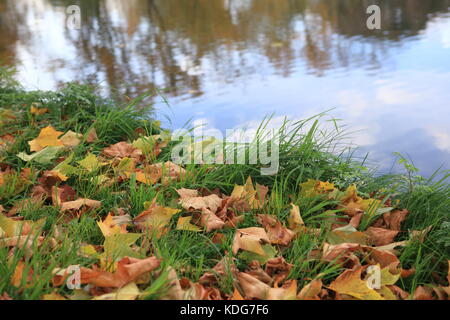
[288, 204, 304, 229]
[232, 227, 270, 256]
[85, 128, 98, 143]
[28, 126, 64, 152]
[257, 214, 295, 246]
[133, 202, 180, 237]
[176, 216, 201, 232]
[236, 272, 270, 299]
[328, 267, 384, 300]
[298, 279, 323, 300]
[365, 227, 399, 246]
[103, 142, 142, 161]
[60, 131, 82, 148]
[201, 208, 225, 232]
[97, 213, 128, 237]
[80, 256, 160, 288]
[93, 282, 140, 300]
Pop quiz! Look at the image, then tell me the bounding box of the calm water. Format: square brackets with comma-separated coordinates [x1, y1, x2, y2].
[1, 0, 450, 176]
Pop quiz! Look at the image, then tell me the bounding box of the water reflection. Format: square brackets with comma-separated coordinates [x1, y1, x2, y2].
[0, 0, 449, 175]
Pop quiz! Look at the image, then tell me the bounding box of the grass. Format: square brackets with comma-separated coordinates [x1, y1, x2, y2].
[0, 66, 449, 300]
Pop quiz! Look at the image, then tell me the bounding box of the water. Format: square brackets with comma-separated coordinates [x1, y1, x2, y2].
[1, 0, 450, 176]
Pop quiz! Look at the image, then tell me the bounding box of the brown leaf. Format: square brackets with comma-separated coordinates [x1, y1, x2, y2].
[374, 209, 409, 231]
[365, 227, 399, 246]
[52, 185, 77, 206]
[201, 208, 225, 232]
[266, 280, 298, 300]
[413, 286, 434, 300]
[288, 204, 304, 229]
[265, 257, 293, 285]
[78, 256, 160, 288]
[178, 191, 223, 213]
[298, 279, 323, 300]
[246, 261, 273, 284]
[230, 177, 268, 210]
[60, 198, 101, 212]
[86, 128, 98, 143]
[0, 292, 12, 300]
[257, 214, 295, 246]
[199, 257, 237, 285]
[237, 272, 270, 299]
[103, 142, 143, 161]
[60, 198, 101, 220]
[11, 261, 34, 287]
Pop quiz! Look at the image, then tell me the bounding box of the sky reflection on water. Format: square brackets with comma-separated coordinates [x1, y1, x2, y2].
[0, 0, 449, 176]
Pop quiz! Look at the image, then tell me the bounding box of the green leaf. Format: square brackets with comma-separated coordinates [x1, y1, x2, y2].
[17, 146, 63, 164]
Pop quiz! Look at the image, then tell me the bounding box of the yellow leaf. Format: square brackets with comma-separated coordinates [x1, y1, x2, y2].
[42, 293, 67, 300]
[328, 267, 384, 300]
[28, 126, 64, 152]
[93, 282, 141, 300]
[230, 177, 268, 209]
[134, 203, 180, 237]
[380, 265, 401, 286]
[97, 213, 128, 237]
[176, 216, 201, 232]
[30, 105, 48, 115]
[78, 153, 104, 172]
[0, 215, 45, 238]
[300, 179, 335, 198]
[288, 204, 304, 228]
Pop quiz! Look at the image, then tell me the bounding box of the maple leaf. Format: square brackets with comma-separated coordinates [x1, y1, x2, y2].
[365, 227, 399, 246]
[328, 267, 384, 300]
[298, 279, 323, 300]
[100, 233, 143, 265]
[236, 272, 270, 299]
[177, 189, 223, 213]
[257, 214, 295, 246]
[66, 256, 160, 288]
[85, 128, 98, 143]
[232, 227, 270, 256]
[17, 146, 63, 164]
[328, 224, 368, 245]
[300, 179, 336, 198]
[28, 126, 64, 152]
[93, 282, 141, 300]
[60, 131, 82, 148]
[176, 216, 201, 232]
[78, 153, 107, 172]
[230, 177, 268, 210]
[133, 202, 180, 237]
[0, 214, 45, 238]
[11, 261, 34, 288]
[199, 257, 237, 286]
[60, 198, 101, 220]
[97, 213, 128, 237]
[103, 141, 143, 161]
[30, 105, 48, 115]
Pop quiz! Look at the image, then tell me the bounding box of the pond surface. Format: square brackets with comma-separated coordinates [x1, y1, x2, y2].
[1, 0, 450, 176]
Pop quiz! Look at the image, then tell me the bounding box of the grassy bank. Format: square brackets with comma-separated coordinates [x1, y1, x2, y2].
[1, 69, 449, 300]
